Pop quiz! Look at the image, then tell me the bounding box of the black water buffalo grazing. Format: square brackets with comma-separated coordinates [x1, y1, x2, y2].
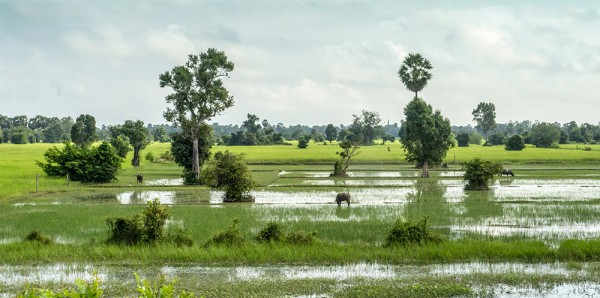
[336, 192, 351, 206]
[500, 169, 515, 177]
[136, 173, 143, 183]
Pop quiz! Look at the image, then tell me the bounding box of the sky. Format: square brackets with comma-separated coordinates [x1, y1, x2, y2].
[1, 0, 600, 127]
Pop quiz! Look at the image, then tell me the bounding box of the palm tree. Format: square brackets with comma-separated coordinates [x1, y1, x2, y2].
[398, 53, 433, 98]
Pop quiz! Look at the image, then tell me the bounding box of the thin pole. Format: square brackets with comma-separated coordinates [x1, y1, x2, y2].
[36, 173, 39, 193]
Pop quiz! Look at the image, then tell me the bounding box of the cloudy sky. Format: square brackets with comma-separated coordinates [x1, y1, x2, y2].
[1, 1, 600, 127]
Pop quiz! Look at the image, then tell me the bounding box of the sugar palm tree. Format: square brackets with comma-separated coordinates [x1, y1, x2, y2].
[398, 53, 433, 98]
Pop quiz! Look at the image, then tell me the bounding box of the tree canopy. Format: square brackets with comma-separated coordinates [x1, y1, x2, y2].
[160, 48, 234, 182]
[349, 110, 383, 145]
[402, 98, 453, 177]
[472, 102, 497, 144]
[70, 114, 97, 147]
[398, 53, 433, 98]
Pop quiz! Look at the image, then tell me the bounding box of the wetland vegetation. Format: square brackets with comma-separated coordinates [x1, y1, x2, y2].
[4, 142, 600, 296]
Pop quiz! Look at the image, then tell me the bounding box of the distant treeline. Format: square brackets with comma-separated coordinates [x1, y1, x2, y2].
[2, 114, 599, 146]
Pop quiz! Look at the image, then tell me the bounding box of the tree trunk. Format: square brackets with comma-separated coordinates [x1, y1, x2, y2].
[421, 161, 429, 178]
[132, 145, 141, 167]
[192, 136, 200, 180]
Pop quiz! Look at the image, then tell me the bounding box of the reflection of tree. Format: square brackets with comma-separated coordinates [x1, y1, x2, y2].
[404, 179, 450, 230]
[497, 179, 513, 186]
[335, 206, 351, 219]
[461, 189, 503, 220]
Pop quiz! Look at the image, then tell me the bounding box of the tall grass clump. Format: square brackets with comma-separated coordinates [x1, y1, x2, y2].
[385, 217, 441, 247]
[204, 218, 245, 247]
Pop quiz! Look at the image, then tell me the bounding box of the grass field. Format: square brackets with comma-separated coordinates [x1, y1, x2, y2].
[4, 141, 600, 296]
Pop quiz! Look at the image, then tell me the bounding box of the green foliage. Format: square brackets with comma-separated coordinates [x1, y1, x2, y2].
[70, 114, 97, 147]
[10, 126, 31, 144]
[110, 135, 131, 158]
[201, 151, 255, 202]
[135, 272, 195, 298]
[472, 102, 497, 143]
[462, 158, 503, 190]
[106, 215, 144, 245]
[167, 227, 194, 247]
[23, 230, 53, 245]
[106, 199, 171, 245]
[331, 140, 359, 177]
[284, 230, 317, 245]
[349, 110, 383, 146]
[468, 131, 483, 145]
[456, 132, 469, 147]
[256, 222, 285, 243]
[394, 219, 442, 246]
[143, 199, 171, 243]
[297, 138, 309, 148]
[205, 218, 245, 247]
[160, 48, 234, 180]
[110, 120, 149, 166]
[398, 52, 433, 97]
[530, 122, 561, 148]
[325, 124, 338, 142]
[385, 217, 441, 246]
[488, 132, 507, 145]
[17, 274, 103, 298]
[170, 128, 212, 185]
[402, 97, 453, 177]
[145, 152, 155, 162]
[36, 141, 122, 183]
[505, 135, 525, 151]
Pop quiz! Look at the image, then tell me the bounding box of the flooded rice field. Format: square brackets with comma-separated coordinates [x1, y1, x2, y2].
[2, 262, 600, 297]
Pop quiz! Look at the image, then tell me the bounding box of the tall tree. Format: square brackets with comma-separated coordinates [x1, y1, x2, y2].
[70, 114, 97, 147]
[325, 124, 338, 143]
[398, 53, 433, 98]
[111, 120, 149, 166]
[349, 110, 383, 145]
[472, 102, 496, 144]
[160, 48, 235, 181]
[402, 98, 453, 177]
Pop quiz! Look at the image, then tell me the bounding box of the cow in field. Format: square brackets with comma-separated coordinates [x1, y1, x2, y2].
[136, 173, 144, 183]
[500, 169, 514, 177]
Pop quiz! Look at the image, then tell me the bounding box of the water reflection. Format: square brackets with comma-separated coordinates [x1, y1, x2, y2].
[335, 206, 352, 219]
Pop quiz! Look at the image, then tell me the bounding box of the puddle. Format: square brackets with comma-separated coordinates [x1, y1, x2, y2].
[302, 179, 417, 186]
[116, 191, 175, 205]
[144, 178, 184, 186]
[1, 262, 596, 297]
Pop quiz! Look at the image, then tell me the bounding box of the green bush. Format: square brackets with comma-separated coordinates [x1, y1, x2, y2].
[505, 134, 525, 151]
[110, 135, 131, 158]
[145, 152, 155, 162]
[106, 216, 144, 245]
[256, 222, 285, 243]
[205, 219, 245, 247]
[106, 199, 171, 245]
[297, 138, 308, 148]
[455, 132, 469, 147]
[23, 230, 53, 245]
[201, 151, 255, 202]
[17, 275, 103, 298]
[167, 227, 194, 247]
[37, 141, 122, 183]
[462, 158, 503, 190]
[385, 217, 441, 247]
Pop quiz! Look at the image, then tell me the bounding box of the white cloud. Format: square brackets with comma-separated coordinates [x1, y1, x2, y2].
[63, 25, 133, 58]
[145, 25, 200, 61]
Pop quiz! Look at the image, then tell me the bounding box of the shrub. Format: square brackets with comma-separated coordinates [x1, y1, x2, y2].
[143, 199, 171, 243]
[468, 132, 483, 145]
[488, 133, 507, 145]
[297, 138, 308, 148]
[36, 141, 122, 183]
[550, 142, 561, 149]
[135, 273, 195, 298]
[201, 151, 255, 202]
[106, 216, 144, 245]
[385, 217, 441, 247]
[23, 230, 53, 245]
[462, 158, 503, 190]
[159, 150, 174, 161]
[106, 199, 171, 245]
[145, 152, 155, 162]
[455, 132, 469, 147]
[505, 135, 525, 151]
[205, 219, 245, 247]
[17, 274, 103, 298]
[110, 135, 131, 158]
[167, 227, 194, 247]
[256, 222, 285, 243]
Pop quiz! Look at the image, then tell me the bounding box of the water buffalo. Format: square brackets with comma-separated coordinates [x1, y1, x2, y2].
[136, 173, 143, 183]
[500, 169, 514, 177]
[335, 192, 350, 206]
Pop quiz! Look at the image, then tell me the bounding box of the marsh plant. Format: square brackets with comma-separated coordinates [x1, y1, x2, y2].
[462, 158, 503, 190]
[23, 230, 53, 245]
[385, 217, 441, 246]
[106, 199, 172, 245]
